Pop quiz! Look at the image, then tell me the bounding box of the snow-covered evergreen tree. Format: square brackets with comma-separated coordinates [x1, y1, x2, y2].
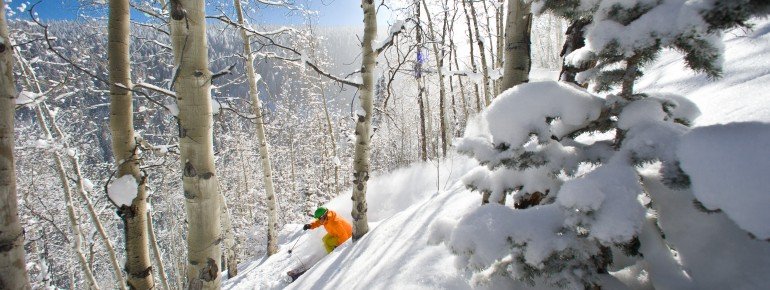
[446, 1, 770, 289]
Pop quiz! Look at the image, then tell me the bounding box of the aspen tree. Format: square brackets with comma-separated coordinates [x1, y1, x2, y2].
[0, 0, 32, 287]
[107, 0, 155, 287]
[233, 0, 279, 256]
[501, 0, 532, 91]
[146, 211, 171, 290]
[15, 45, 127, 289]
[168, 0, 222, 288]
[421, 0, 449, 157]
[467, 0, 492, 106]
[461, 0, 482, 112]
[450, 36, 470, 125]
[352, 0, 378, 240]
[495, 0, 505, 95]
[218, 194, 237, 278]
[416, 1, 428, 162]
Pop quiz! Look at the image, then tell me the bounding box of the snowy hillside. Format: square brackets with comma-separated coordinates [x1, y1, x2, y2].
[223, 19, 770, 290]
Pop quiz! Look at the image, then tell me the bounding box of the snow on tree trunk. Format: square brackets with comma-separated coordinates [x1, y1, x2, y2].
[107, 0, 154, 287]
[0, 1, 31, 286]
[233, 0, 279, 256]
[501, 0, 532, 91]
[352, 0, 377, 240]
[168, 0, 222, 288]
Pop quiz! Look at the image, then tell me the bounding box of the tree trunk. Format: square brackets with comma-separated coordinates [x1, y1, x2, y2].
[352, 0, 377, 240]
[501, 0, 532, 91]
[481, 0, 500, 97]
[421, 0, 448, 157]
[418, 87, 428, 162]
[495, 0, 505, 95]
[233, 0, 279, 256]
[17, 53, 123, 288]
[17, 43, 114, 290]
[415, 0, 428, 161]
[450, 37, 469, 125]
[559, 18, 590, 86]
[168, 0, 222, 288]
[461, 0, 483, 112]
[69, 153, 128, 290]
[107, 0, 154, 288]
[146, 211, 172, 290]
[0, 2, 32, 286]
[218, 194, 238, 278]
[468, 0, 492, 106]
[621, 53, 641, 100]
[319, 88, 340, 196]
[55, 152, 100, 289]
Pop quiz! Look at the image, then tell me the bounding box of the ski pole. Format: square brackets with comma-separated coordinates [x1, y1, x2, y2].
[287, 231, 304, 254]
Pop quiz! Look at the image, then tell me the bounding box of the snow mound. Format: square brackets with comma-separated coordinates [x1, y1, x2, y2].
[485, 81, 603, 148]
[678, 122, 770, 240]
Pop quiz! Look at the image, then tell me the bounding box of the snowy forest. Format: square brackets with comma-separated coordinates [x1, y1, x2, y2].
[1, 0, 769, 289]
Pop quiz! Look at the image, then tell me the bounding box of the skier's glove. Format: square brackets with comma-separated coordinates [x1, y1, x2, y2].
[303, 224, 310, 231]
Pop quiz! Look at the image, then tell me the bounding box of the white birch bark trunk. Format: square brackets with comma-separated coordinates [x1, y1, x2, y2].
[0, 1, 31, 286]
[168, 0, 222, 288]
[501, 0, 532, 91]
[107, 0, 154, 287]
[352, 0, 378, 240]
[233, 0, 279, 256]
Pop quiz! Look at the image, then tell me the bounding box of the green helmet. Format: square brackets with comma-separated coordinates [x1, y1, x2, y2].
[313, 207, 328, 219]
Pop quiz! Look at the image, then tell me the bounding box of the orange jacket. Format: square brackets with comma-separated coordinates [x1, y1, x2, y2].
[309, 210, 353, 243]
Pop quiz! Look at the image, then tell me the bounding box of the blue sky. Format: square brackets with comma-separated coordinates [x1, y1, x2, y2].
[11, 0, 380, 26]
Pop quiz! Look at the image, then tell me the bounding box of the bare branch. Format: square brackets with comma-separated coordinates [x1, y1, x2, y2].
[209, 14, 363, 88]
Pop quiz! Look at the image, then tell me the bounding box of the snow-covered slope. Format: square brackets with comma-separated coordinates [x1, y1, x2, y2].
[224, 19, 770, 290]
[223, 155, 480, 289]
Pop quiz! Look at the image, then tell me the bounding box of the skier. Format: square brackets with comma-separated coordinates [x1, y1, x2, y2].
[303, 207, 353, 253]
